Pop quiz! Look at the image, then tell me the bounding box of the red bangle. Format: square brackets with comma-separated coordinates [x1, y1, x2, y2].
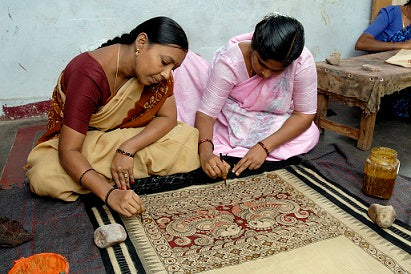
[257, 141, 270, 157]
[198, 138, 214, 151]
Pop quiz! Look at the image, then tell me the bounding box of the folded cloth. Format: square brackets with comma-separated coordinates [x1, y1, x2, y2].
[0, 216, 33, 248]
[385, 49, 411, 68]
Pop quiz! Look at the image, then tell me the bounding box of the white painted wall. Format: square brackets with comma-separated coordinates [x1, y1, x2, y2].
[0, 0, 373, 115]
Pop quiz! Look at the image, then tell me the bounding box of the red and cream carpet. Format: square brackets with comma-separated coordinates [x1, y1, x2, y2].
[86, 166, 410, 273]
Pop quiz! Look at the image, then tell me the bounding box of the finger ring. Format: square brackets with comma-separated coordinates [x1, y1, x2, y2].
[212, 165, 217, 169]
[124, 173, 129, 178]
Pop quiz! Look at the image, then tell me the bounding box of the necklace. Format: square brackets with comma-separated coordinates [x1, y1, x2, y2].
[113, 44, 121, 92]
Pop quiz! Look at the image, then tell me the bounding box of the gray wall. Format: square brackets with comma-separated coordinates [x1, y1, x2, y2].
[0, 0, 373, 115]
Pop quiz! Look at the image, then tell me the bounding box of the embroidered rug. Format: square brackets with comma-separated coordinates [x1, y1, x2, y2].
[85, 165, 411, 273]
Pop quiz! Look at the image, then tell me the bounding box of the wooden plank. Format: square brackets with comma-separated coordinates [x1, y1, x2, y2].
[372, 0, 393, 21]
[372, 0, 406, 21]
[357, 111, 377, 150]
[317, 89, 369, 110]
[319, 118, 360, 140]
[315, 93, 328, 133]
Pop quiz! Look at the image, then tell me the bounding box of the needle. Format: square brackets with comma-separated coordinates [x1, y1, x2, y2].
[220, 153, 227, 187]
[139, 194, 146, 223]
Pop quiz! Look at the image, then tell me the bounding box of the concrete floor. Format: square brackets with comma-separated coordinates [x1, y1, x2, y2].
[0, 102, 410, 181]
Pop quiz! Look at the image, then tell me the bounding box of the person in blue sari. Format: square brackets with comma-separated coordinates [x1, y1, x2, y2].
[355, 0, 411, 52]
[355, 0, 410, 119]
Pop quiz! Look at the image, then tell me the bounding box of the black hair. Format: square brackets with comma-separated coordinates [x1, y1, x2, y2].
[406, 0, 411, 6]
[251, 14, 305, 67]
[99, 16, 188, 51]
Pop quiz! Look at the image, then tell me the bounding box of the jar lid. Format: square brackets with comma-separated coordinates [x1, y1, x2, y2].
[371, 146, 398, 158]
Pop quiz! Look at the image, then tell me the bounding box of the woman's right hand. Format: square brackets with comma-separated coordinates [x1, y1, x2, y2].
[200, 152, 230, 179]
[106, 189, 145, 217]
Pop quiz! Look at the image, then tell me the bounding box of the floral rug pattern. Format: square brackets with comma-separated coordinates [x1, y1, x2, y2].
[87, 166, 410, 273]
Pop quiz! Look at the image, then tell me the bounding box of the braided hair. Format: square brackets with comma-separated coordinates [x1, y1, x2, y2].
[251, 14, 304, 67]
[99, 16, 188, 51]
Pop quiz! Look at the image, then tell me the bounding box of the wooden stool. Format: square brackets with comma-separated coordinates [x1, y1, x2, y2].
[315, 89, 377, 150]
[315, 51, 411, 151]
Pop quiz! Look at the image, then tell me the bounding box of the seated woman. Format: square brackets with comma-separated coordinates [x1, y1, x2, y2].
[355, 0, 411, 52]
[173, 14, 319, 179]
[26, 17, 200, 217]
[355, 1, 410, 119]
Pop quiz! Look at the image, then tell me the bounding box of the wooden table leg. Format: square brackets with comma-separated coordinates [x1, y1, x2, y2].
[315, 92, 328, 134]
[357, 111, 377, 150]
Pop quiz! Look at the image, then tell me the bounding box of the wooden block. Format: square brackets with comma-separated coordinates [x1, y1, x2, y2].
[315, 93, 328, 128]
[319, 118, 360, 140]
[357, 111, 377, 150]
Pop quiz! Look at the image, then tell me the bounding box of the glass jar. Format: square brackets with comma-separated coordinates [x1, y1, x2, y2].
[362, 147, 400, 199]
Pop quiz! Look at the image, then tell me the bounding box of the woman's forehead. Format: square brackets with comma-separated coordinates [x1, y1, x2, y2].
[256, 53, 284, 70]
[151, 44, 186, 61]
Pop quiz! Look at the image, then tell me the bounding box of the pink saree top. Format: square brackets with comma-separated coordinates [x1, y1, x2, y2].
[173, 33, 319, 160]
[198, 33, 319, 160]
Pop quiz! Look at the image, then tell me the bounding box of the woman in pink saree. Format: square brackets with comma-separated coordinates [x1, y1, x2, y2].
[173, 14, 319, 179]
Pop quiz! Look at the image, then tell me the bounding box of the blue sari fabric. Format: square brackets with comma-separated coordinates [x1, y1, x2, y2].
[381, 26, 410, 119]
[384, 25, 411, 42]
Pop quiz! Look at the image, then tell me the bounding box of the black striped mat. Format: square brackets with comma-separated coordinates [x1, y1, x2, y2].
[84, 165, 410, 273]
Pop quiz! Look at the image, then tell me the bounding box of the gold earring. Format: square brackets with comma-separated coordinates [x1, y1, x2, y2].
[135, 48, 140, 56]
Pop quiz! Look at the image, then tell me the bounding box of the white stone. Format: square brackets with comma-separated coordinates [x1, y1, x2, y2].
[325, 51, 341, 66]
[361, 64, 381, 71]
[94, 224, 127, 248]
[368, 204, 396, 228]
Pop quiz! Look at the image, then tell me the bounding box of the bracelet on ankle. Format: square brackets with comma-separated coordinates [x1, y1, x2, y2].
[116, 148, 135, 158]
[105, 187, 116, 205]
[257, 141, 270, 157]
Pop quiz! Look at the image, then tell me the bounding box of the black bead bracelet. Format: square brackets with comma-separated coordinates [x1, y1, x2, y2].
[116, 148, 135, 158]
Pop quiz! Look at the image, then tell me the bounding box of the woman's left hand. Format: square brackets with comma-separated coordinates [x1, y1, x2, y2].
[111, 153, 134, 190]
[232, 144, 267, 176]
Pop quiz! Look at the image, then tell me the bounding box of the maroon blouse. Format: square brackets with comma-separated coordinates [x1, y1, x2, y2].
[61, 52, 111, 134]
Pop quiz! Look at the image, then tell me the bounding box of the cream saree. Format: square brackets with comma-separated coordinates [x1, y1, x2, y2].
[27, 75, 200, 201]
